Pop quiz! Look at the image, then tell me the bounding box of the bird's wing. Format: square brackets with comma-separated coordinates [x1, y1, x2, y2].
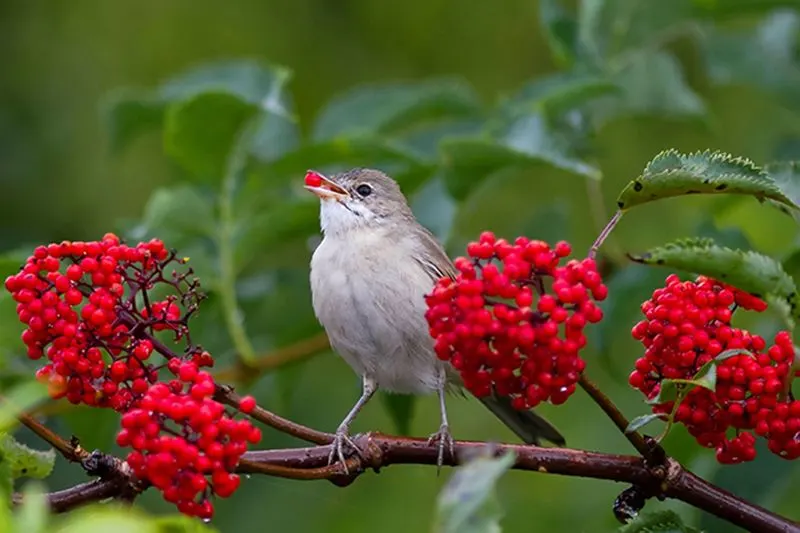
[410, 225, 457, 282]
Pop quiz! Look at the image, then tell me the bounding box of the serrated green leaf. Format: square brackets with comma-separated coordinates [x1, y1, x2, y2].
[380, 392, 416, 436]
[13, 481, 48, 533]
[765, 161, 800, 222]
[539, 0, 579, 66]
[441, 113, 600, 200]
[163, 91, 258, 180]
[625, 413, 663, 434]
[0, 434, 55, 480]
[617, 149, 797, 212]
[502, 70, 621, 119]
[630, 237, 798, 326]
[312, 79, 482, 141]
[619, 509, 700, 533]
[0, 381, 48, 433]
[433, 451, 515, 533]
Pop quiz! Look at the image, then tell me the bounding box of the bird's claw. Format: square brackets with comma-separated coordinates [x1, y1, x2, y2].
[427, 423, 455, 474]
[328, 428, 364, 475]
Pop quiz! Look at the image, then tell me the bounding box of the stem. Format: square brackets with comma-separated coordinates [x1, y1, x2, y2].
[217, 121, 259, 366]
[585, 178, 625, 264]
[589, 210, 624, 260]
[17, 413, 88, 463]
[578, 374, 659, 462]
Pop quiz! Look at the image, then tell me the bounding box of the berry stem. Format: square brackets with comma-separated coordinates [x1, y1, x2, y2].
[17, 412, 88, 463]
[216, 121, 258, 366]
[578, 374, 661, 462]
[585, 179, 625, 264]
[588, 210, 623, 260]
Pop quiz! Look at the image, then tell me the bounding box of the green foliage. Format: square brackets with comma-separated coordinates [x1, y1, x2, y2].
[433, 450, 515, 533]
[618, 510, 701, 533]
[380, 393, 416, 436]
[0, 434, 55, 481]
[629, 238, 798, 326]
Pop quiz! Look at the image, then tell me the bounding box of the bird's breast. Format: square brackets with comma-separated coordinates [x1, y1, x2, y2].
[309, 231, 444, 394]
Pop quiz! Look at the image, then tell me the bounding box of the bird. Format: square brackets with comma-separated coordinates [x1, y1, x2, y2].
[305, 168, 565, 472]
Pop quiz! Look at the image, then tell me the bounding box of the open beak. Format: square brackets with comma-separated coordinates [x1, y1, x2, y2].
[304, 170, 349, 201]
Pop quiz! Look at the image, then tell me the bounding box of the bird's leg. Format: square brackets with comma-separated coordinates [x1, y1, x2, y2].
[427, 369, 455, 473]
[329, 375, 377, 474]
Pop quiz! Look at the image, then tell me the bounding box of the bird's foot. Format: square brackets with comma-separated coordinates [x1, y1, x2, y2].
[427, 423, 455, 474]
[328, 427, 364, 475]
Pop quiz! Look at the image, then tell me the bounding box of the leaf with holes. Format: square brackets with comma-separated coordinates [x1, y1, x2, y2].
[616, 149, 798, 212]
[629, 237, 798, 326]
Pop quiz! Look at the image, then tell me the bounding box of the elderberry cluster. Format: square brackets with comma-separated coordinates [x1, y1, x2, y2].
[425, 232, 607, 409]
[630, 274, 800, 463]
[4, 234, 261, 519]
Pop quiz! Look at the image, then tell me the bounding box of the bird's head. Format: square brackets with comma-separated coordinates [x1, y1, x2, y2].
[304, 168, 414, 236]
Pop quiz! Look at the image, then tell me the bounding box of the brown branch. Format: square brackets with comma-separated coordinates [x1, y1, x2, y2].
[578, 374, 660, 462]
[17, 433, 799, 532]
[17, 413, 89, 463]
[213, 385, 334, 445]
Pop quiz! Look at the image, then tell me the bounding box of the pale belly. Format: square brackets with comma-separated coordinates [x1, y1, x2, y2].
[310, 233, 445, 394]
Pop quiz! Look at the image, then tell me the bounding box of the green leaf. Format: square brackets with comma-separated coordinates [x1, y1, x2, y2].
[233, 200, 319, 272]
[53, 505, 157, 533]
[13, 482, 48, 533]
[599, 51, 705, 121]
[693, 0, 800, 18]
[765, 161, 800, 222]
[163, 91, 258, 180]
[629, 237, 799, 326]
[102, 60, 297, 160]
[645, 379, 681, 405]
[433, 450, 515, 533]
[260, 136, 425, 183]
[619, 509, 700, 533]
[625, 413, 663, 434]
[502, 70, 620, 119]
[380, 392, 416, 436]
[0, 434, 55, 480]
[539, 0, 579, 66]
[312, 79, 482, 141]
[616, 149, 797, 212]
[441, 114, 600, 200]
[0, 380, 49, 433]
[153, 514, 219, 532]
[136, 185, 216, 238]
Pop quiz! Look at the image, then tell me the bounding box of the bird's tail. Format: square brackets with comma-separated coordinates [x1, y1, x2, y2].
[478, 394, 566, 446]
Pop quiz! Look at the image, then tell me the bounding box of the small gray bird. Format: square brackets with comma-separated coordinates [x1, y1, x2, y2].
[306, 168, 565, 471]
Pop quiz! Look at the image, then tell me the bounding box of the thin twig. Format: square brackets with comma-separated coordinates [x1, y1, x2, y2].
[578, 374, 660, 462]
[17, 413, 88, 463]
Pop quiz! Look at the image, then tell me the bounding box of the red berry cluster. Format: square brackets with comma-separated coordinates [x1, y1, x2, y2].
[119, 374, 261, 519]
[630, 274, 799, 463]
[4, 234, 261, 518]
[425, 233, 607, 409]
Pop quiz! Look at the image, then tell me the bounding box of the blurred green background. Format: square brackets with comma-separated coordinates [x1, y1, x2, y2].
[3, 1, 800, 532]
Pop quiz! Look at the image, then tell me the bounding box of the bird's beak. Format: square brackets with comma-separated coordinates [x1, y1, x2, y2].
[304, 170, 349, 201]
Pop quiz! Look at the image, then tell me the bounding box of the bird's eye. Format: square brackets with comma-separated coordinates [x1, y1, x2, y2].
[355, 184, 372, 197]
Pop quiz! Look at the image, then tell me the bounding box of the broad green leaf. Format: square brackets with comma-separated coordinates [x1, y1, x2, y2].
[629, 237, 798, 326]
[625, 413, 663, 434]
[380, 392, 416, 436]
[598, 51, 705, 121]
[0, 434, 55, 480]
[136, 185, 216, 238]
[539, 0, 579, 66]
[616, 149, 796, 211]
[433, 450, 515, 533]
[163, 91, 258, 180]
[312, 79, 482, 141]
[259, 136, 424, 183]
[0, 380, 48, 433]
[53, 505, 157, 533]
[502, 70, 620, 119]
[619, 510, 700, 533]
[233, 200, 319, 272]
[13, 482, 48, 533]
[441, 113, 600, 200]
[153, 514, 219, 532]
[102, 60, 297, 160]
[765, 161, 800, 222]
[102, 90, 165, 153]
